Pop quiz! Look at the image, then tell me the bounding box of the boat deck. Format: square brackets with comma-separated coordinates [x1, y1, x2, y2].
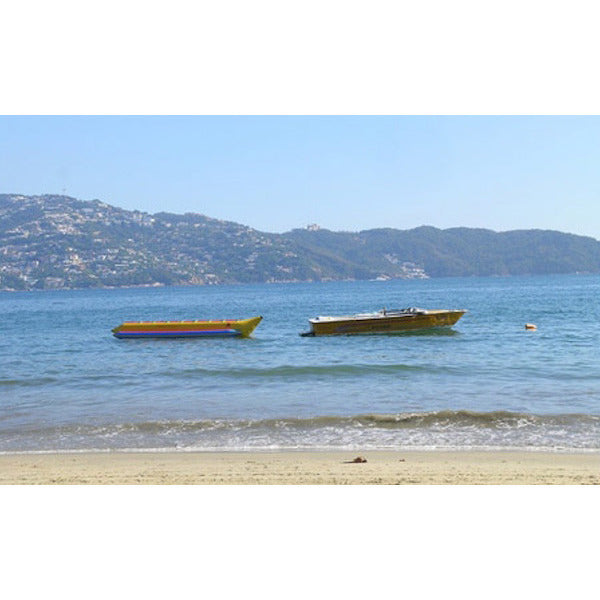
[306, 309, 466, 336]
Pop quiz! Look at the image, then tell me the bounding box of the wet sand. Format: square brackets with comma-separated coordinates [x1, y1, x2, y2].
[0, 450, 598, 484]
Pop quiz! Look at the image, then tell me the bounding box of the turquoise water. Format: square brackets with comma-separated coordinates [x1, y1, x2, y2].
[1, 275, 599, 451]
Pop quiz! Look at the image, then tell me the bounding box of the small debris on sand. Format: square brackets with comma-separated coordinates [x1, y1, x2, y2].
[350, 456, 367, 463]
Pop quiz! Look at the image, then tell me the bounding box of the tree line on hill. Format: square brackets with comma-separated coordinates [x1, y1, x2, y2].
[1, 194, 599, 291]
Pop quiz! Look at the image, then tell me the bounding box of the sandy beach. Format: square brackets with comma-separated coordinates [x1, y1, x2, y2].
[0, 450, 598, 484]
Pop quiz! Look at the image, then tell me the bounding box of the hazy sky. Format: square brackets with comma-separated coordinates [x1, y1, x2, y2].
[1, 115, 599, 238]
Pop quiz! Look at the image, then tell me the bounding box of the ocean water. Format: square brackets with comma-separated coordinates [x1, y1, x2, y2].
[1, 275, 599, 452]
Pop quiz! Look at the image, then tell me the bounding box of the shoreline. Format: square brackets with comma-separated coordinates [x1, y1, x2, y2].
[1, 449, 598, 484]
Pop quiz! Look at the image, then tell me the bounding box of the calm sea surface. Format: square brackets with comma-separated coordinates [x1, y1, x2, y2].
[1, 275, 599, 452]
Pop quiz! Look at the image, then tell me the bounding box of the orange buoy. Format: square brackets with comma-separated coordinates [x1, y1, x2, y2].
[525, 323, 537, 330]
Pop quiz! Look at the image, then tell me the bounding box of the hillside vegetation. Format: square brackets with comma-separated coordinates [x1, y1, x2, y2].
[1, 194, 599, 290]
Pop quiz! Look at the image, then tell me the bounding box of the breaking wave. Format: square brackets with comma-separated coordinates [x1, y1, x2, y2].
[2, 410, 599, 453]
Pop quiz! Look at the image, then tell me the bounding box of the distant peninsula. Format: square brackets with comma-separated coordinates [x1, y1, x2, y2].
[1, 194, 600, 291]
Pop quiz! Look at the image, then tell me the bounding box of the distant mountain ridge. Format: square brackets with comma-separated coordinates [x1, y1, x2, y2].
[1, 194, 599, 291]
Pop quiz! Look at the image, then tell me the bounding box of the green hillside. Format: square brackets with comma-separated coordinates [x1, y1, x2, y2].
[1, 194, 599, 290]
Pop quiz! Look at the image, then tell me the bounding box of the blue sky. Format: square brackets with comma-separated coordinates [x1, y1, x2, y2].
[1, 115, 599, 238]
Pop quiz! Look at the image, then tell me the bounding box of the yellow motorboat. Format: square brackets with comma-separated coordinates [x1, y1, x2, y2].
[112, 316, 262, 339]
[301, 307, 466, 336]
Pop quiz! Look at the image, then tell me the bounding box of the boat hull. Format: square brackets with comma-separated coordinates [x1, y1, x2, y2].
[306, 310, 465, 336]
[112, 316, 262, 339]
